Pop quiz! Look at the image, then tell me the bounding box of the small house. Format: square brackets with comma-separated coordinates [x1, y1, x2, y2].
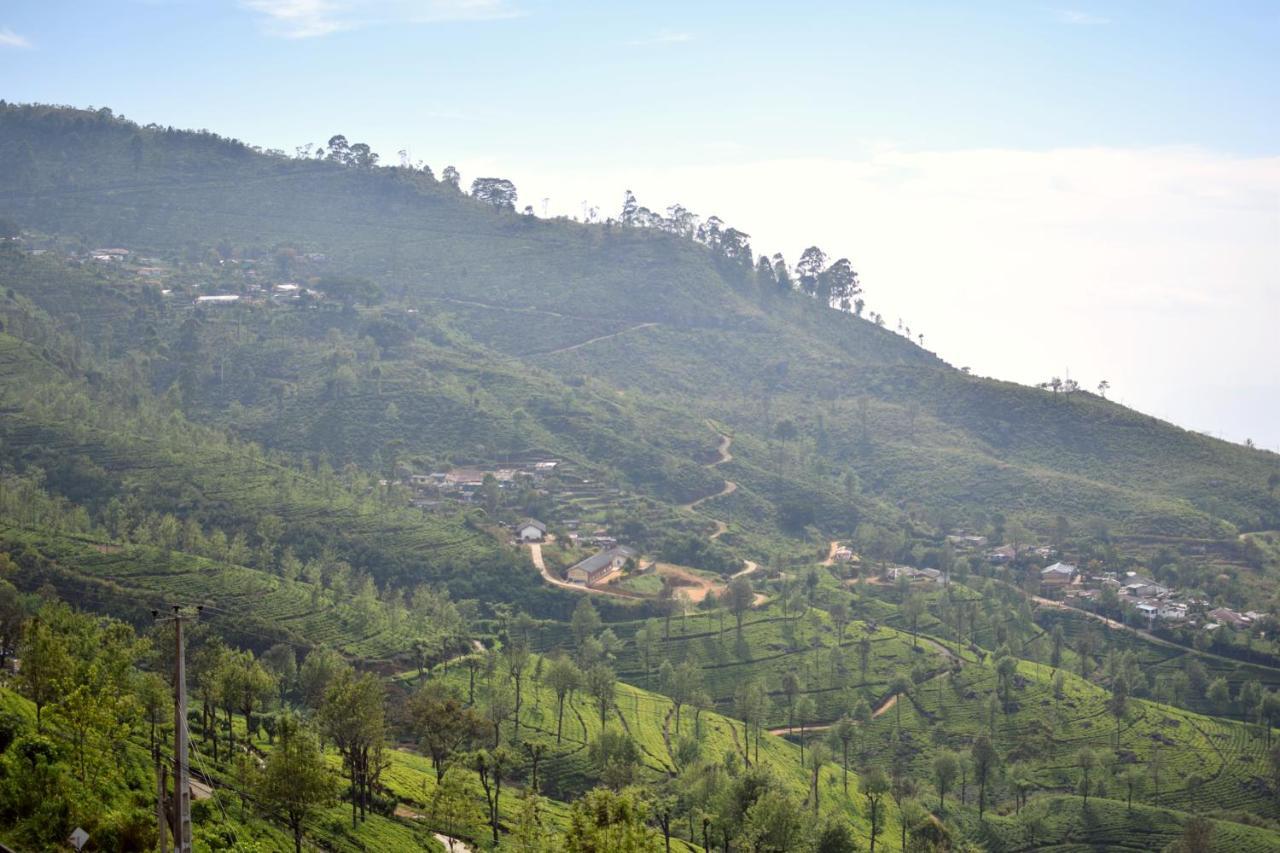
[566, 546, 637, 587]
[195, 294, 241, 306]
[1123, 578, 1167, 599]
[987, 545, 1017, 564]
[1208, 607, 1251, 630]
[1040, 562, 1076, 587]
[517, 519, 547, 542]
[946, 534, 987, 550]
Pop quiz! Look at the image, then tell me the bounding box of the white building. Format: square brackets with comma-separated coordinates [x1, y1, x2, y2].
[517, 519, 547, 542]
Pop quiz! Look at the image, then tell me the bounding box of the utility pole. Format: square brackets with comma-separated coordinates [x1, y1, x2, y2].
[155, 605, 197, 853]
[156, 763, 168, 853]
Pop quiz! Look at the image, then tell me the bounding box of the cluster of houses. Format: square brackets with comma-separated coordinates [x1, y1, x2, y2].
[192, 283, 323, 307]
[89, 247, 131, 263]
[511, 517, 639, 589]
[988, 543, 1057, 564]
[1041, 562, 1264, 632]
[1205, 607, 1266, 631]
[405, 461, 560, 505]
[945, 532, 1058, 565]
[887, 565, 947, 585]
[1046, 562, 1187, 620]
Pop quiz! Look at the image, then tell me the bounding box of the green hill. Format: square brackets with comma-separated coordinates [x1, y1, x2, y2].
[2, 102, 1276, 546]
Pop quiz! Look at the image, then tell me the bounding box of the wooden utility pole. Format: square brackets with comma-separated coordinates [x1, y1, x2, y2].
[156, 763, 169, 853]
[173, 606, 192, 853]
[155, 605, 196, 853]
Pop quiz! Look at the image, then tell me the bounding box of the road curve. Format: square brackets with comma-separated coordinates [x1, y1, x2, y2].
[528, 542, 638, 599]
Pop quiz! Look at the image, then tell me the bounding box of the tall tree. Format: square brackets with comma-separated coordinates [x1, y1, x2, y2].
[585, 663, 617, 727]
[564, 786, 661, 853]
[256, 719, 336, 853]
[470, 177, 519, 210]
[933, 750, 959, 811]
[863, 766, 890, 853]
[505, 638, 532, 739]
[471, 746, 515, 846]
[727, 577, 754, 635]
[796, 246, 828, 297]
[971, 735, 998, 819]
[821, 257, 860, 310]
[408, 682, 487, 782]
[17, 617, 71, 730]
[545, 655, 583, 744]
[319, 669, 385, 827]
[572, 598, 602, 650]
[833, 717, 856, 793]
[1077, 747, 1099, 809]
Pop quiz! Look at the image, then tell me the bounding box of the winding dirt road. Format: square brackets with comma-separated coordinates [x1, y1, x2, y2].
[684, 480, 737, 511]
[527, 421, 759, 600]
[537, 322, 659, 357]
[684, 421, 761, 582]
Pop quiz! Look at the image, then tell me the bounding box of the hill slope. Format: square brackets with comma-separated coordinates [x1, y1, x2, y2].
[1, 102, 1276, 544]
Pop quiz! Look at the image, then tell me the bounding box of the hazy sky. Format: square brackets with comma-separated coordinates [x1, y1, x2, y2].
[3, 1, 1278, 447]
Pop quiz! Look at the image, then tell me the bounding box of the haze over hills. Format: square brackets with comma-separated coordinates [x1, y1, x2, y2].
[1, 102, 1275, 545]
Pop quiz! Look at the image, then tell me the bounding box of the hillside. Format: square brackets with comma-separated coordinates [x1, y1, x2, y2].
[2, 102, 1276, 547]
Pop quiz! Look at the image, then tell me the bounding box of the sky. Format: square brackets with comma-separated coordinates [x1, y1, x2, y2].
[3, 1, 1278, 448]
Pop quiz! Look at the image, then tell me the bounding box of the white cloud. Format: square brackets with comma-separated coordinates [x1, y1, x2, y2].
[0, 27, 32, 48]
[482, 146, 1280, 447]
[241, 0, 520, 39]
[629, 29, 693, 46]
[1055, 9, 1111, 25]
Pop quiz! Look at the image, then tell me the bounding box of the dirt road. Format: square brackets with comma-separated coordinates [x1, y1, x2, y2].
[655, 562, 725, 604]
[684, 421, 763, 582]
[528, 542, 637, 599]
[537, 322, 659, 357]
[683, 479, 737, 511]
[393, 804, 474, 852]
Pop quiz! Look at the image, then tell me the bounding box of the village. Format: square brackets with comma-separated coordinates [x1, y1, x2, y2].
[948, 534, 1264, 636]
[22, 239, 334, 307]
[396, 457, 739, 603]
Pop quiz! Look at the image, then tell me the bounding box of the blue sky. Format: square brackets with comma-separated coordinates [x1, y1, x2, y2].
[3, 2, 1277, 159]
[3, 1, 1279, 447]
